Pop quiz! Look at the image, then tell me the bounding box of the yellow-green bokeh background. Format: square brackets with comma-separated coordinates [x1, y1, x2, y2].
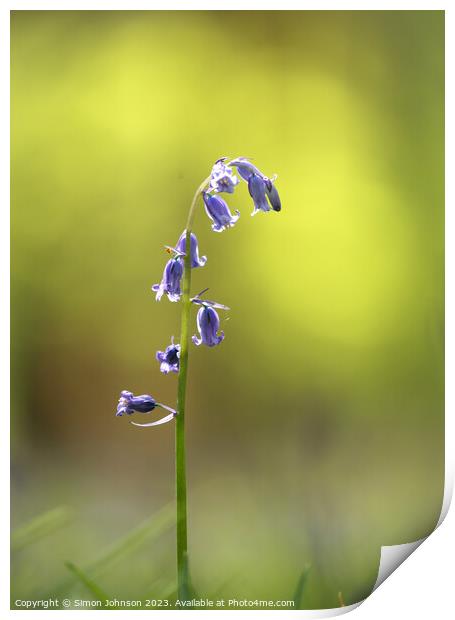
[11, 10, 444, 609]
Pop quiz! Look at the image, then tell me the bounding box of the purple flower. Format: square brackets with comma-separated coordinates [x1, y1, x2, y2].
[192, 305, 225, 347]
[264, 178, 281, 212]
[116, 390, 157, 416]
[209, 158, 239, 194]
[176, 230, 207, 268]
[156, 339, 180, 374]
[116, 390, 177, 427]
[152, 257, 183, 302]
[248, 173, 271, 215]
[229, 157, 264, 182]
[202, 191, 240, 233]
[230, 157, 282, 213]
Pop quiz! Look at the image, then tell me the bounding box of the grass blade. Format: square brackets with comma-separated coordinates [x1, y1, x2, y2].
[292, 564, 312, 609]
[45, 503, 174, 598]
[87, 502, 174, 577]
[12, 506, 72, 551]
[65, 562, 109, 606]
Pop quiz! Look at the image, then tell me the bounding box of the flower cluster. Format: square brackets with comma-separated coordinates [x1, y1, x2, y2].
[202, 157, 281, 230]
[116, 157, 280, 426]
[229, 158, 281, 215]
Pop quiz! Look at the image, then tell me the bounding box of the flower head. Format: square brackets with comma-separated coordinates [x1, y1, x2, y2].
[202, 191, 240, 233]
[192, 304, 225, 347]
[156, 339, 181, 374]
[209, 158, 239, 194]
[230, 157, 282, 213]
[116, 390, 177, 427]
[116, 390, 157, 416]
[176, 230, 207, 268]
[152, 257, 183, 302]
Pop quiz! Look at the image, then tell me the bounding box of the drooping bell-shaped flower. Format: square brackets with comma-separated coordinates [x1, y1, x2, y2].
[202, 191, 240, 233]
[192, 305, 225, 347]
[176, 230, 207, 268]
[248, 173, 271, 215]
[152, 257, 183, 302]
[209, 158, 239, 194]
[116, 390, 177, 427]
[156, 339, 181, 374]
[230, 157, 282, 213]
[116, 390, 157, 416]
[229, 157, 264, 182]
[265, 178, 281, 212]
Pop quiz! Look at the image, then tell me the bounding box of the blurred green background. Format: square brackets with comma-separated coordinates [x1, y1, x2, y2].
[11, 10, 444, 610]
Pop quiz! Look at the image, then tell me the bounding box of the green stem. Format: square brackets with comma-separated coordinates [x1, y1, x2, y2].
[175, 176, 210, 600]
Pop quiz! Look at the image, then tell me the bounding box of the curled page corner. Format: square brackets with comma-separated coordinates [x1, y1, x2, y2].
[373, 538, 425, 590]
[293, 475, 452, 619]
[373, 476, 453, 592]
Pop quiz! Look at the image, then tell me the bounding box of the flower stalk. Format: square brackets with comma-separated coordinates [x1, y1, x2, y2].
[115, 157, 281, 602]
[175, 177, 210, 599]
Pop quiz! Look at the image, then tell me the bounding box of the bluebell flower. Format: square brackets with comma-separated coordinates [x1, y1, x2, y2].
[264, 178, 281, 212]
[202, 191, 240, 233]
[176, 230, 207, 268]
[209, 158, 239, 194]
[116, 390, 157, 416]
[116, 390, 176, 427]
[248, 173, 271, 215]
[230, 157, 282, 213]
[229, 157, 264, 182]
[192, 305, 225, 347]
[152, 257, 183, 302]
[156, 339, 180, 374]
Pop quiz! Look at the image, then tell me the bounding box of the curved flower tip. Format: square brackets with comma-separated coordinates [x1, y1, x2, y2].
[116, 390, 157, 416]
[152, 257, 183, 302]
[209, 159, 239, 194]
[176, 230, 207, 268]
[130, 411, 176, 427]
[192, 305, 225, 347]
[202, 192, 240, 233]
[156, 340, 181, 374]
[130, 403, 176, 427]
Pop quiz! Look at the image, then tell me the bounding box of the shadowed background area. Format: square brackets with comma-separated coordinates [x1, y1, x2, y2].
[11, 10, 444, 610]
